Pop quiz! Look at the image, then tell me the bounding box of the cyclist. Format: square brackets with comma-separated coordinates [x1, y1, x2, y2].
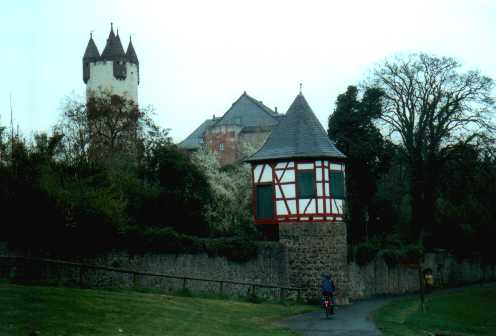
[321, 273, 335, 310]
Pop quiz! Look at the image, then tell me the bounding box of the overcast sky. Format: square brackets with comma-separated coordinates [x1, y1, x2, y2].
[2, 0, 496, 142]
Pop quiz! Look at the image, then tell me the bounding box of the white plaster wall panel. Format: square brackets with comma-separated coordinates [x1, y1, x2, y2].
[316, 160, 322, 166]
[287, 200, 296, 214]
[276, 201, 288, 215]
[324, 169, 329, 181]
[275, 184, 294, 199]
[325, 181, 330, 196]
[317, 182, 323, 197]
[276, 162, 288, 169]
[307, 199, 316, 213]
[282, 184, 295, 198]
[326, 199, 331, 213]
[318, 199, 324, 212]
[316, 168, 322, 181]
[335, 199, 344, 214]
[254, 165, 263, 183]
[287, 162, 295, 168]
[260, 165, 272, 182]
[281, 170, 295, 183]
[299, 199, 316, 214]
[297, 163, 314, 170]
[87, 62, 139, 103]
[331, 163, 342, 170]
[324, 160, 329, 167]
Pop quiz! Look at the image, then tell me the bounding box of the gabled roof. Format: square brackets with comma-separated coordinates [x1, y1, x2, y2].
[246, 93, 345, 162]
[178, 118, 216, 150]
[83, 35, 100, 61]
[214, 92, 279, 128]
[101, 25, 126, 61]
[125, 37, 139, 64]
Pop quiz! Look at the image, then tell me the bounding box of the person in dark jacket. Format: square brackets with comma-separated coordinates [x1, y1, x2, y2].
[321, 273, 335, 300]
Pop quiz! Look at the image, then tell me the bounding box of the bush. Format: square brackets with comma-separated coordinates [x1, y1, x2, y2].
[352, 234, 423, 267]
[353, 239, 380, 266]
[120, 226, 258, 263]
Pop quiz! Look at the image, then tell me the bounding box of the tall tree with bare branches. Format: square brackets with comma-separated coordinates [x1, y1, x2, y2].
[371, 53, 495, 241]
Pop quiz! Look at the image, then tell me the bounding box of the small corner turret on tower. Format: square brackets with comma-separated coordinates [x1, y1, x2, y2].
[82, 23, 139, 103]
[83, 33, 100, 83]
[125, 36, 139, 84]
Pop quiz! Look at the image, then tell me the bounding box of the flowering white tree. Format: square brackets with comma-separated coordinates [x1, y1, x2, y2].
[193, 148, 253, 235]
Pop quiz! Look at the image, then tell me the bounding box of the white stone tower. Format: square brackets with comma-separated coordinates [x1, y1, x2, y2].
[83, 23, 139, 103]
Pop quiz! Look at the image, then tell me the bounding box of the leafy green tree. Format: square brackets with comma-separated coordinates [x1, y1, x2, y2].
[328, 86, 392, 242]
[142, 145, 212, 236]
[436, 141, 496, 259]
[371, 53, 495, 241]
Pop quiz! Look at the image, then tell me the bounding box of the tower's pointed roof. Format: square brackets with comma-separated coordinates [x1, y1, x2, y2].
[83, 34, 100, 61]
[246, 93, 345, 162]
[101, 24, 126, 60]
[126, 36, 139, 64]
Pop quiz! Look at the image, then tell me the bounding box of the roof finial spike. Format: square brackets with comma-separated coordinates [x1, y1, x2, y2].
[117, 28, 119, 36]
[90, 30, 94, 39]
[111, 22, 113, 31]
[299, 83, 302, 94]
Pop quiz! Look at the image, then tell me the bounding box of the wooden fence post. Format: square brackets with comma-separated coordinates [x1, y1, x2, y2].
[418, 267, 425, 312]
[219, 281, 224, 295]
[79, 265, 84, 288]
[132, 272, 137, 288]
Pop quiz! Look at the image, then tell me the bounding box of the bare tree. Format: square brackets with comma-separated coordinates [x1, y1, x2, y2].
[56, 91, 162, 168]
[55, 94, 91, 162]
[371, 53, 495, 240]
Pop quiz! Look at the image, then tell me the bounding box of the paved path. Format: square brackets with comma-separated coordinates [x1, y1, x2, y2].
[277, 298, 391, 336]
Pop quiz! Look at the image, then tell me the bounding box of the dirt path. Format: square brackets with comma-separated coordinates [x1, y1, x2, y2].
[276, 298, 391, 336]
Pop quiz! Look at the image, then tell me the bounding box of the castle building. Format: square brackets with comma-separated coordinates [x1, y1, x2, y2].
[179, 91, 284, 165]
[83, 23, 139, 103]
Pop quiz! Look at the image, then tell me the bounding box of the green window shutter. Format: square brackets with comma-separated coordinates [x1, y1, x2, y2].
[256, 185, 274, 220]
[330, 171, 345, 199]
[297, 171, 315, 198]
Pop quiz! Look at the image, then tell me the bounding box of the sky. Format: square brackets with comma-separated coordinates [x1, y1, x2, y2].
[2, 0, 496, 143]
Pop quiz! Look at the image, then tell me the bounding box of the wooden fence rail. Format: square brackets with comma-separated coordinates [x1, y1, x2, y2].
[0, 256, 301, 300]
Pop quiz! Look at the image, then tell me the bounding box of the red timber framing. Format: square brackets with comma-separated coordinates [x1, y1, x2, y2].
[252, 159, 346, 225]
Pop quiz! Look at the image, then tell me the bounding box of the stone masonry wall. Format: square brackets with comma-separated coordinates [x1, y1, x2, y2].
[0, 244, 290, 299]
[279, 221, 350, 304]
[348, 252, 496, 300]
[3, 239, 495, 302]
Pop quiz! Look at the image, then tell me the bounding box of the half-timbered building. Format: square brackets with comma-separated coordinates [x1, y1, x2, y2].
[246, 92, 346, 225]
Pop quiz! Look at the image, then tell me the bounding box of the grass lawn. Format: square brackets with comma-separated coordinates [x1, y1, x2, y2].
[0, 282, 315, 336]
[373, 285, 496, 335]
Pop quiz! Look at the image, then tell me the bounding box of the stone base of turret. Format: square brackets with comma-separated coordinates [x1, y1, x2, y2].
[279, 221, 349, 304]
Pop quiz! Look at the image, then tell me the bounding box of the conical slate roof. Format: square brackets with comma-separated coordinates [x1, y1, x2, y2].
[101, 25, 125, 61]
[83, 35, 100, 61]
[126, 37, 139, 64]
[246, 93, 345, 162]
